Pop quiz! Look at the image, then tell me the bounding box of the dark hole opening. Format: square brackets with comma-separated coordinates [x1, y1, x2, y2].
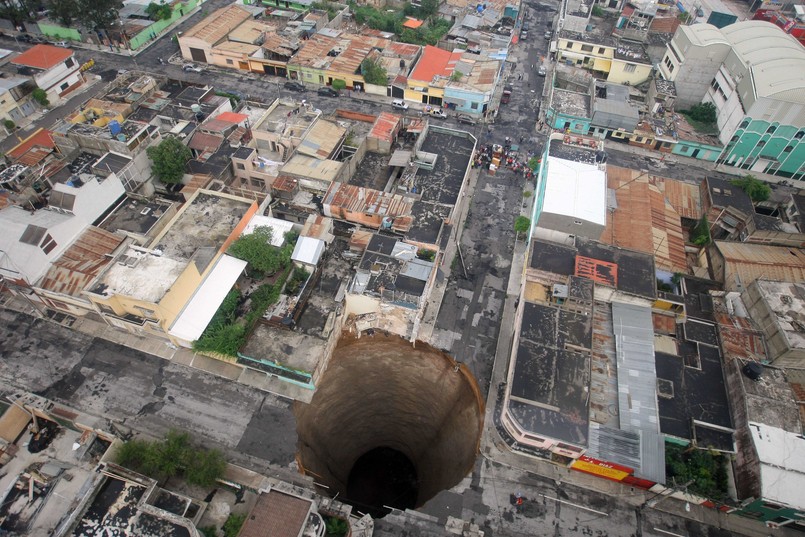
[346, 447, 419, 518]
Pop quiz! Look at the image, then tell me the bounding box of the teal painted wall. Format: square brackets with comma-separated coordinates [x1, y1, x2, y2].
[545, 107, 590, 134]
[736, 498, 804, 525]
[718, 118, 805, 178]
[671, 139, 721, 162]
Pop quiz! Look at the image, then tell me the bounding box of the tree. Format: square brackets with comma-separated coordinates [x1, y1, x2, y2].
[686, 102, 716, 124]
[331, 79, 346, 91]
[146, 137, 191, 184]
[145, 1, 172, 21]
[223, 513, 247, 537]
[514, 216, 531, 241]
[690, 215, 711, 246]
[4, 119, 15, 131]
[31, 88, 49, 107]
[76, 0, 123, 31]
[360, 56, 388, 86]
[450, 70, 463, 82]
[228, 226, 288, 276]
[185, 447, 227, 487]
[731, 174, 771, 202]
[50, 0, 79, 26]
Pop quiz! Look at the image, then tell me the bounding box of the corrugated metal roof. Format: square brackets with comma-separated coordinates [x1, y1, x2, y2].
[38, 226, 125, 296]
[611, 302, 665, 484]
[296, 120, 346, 160]
[715, 241, 805, 290]
[181, 4, 251, 45]
[292, 236, 324, 266]
[369, 112, 401, 143]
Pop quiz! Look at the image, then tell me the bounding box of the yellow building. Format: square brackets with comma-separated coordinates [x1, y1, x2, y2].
[556, 31, 653, 85]
[405, 45, 463, 106]
[86, 190, 258, 346]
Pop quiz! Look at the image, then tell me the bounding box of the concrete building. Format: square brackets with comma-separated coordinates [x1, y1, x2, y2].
[555, 31, 653, 86]
[531, 133, 607, 243]
[10, 44, 83, 103]
[0, 76, 35, 125]
[85, 190, 257, 345]
[742, 279, 805, 369]
[660, 22, 805, 179]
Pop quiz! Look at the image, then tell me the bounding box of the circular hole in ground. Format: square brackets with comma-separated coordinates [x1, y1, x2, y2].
[294, 332, 484, 518]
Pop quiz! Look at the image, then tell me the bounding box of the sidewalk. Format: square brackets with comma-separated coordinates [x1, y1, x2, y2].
[1, 297, 313, 403]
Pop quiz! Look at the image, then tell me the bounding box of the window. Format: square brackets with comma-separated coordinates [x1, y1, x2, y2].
[574, 220, 583, 225]
[40, 234, 57, 254]
[679, 145, 690, 152]
[731, 135, 739, 142]
[739, 119, 750, 129]
[581, 44, 594, 52]
[635, 136, 644, 142]
[59, 82, 69, 91]
[226, 59, 234, 65]
[623, 63, 636, 73]
[236, 162, 245, 170]
[575, 123, 584, 130]
[757, 140, 766, 148]
[668, 43, 682, 63]
[598, 47, 606, 54]
[64, 58, 75, 68]
[470, 102, 478, 109]
[766, 125, 776, 134]
[783, 145, 793, 153]
[795, 130, 804, 139]
[664, 57, 675, 72]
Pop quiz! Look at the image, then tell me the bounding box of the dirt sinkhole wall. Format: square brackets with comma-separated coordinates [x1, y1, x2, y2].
[294, 332, 484, 518]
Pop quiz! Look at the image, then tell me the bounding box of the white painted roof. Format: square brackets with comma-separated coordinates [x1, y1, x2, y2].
[749, 421, 805, 510]
[169, 254, 247, 344]
[243, 215, 295, 247]
[291, 236, 325, 266]
[541, 156, 607, 226]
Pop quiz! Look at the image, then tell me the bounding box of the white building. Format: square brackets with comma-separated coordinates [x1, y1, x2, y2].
[0, 173, 126, 288]
[659, 22, 805, 178]
[10, 44, 84, 104]
[532, 137, 607, 243]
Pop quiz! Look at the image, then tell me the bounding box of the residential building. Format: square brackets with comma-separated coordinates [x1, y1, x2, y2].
[531, 133, 607, 243]
[405, 45, 463, 108]
[10, 44, 83, 103]
[0, 76, 35, 125]
[707, 241, 805, 292]
[555, 31, 653, 86]
[85, 190, 258, 345]
[0, 163, 126, 292]
[660, 22, 805, 178]
[238, 489, 325, 537]
[742, 279, 805, 369]
[178, 4, 253, 65]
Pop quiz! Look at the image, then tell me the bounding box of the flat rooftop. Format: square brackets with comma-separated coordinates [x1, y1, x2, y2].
[407, 128, 474, 244]
[92, 192, 252, 302]
[506, 301, 592, 446]
[552, 88, 591, 118]
[753, 280, 805, 352]
[655, 320, 734, 450]
[254, 100, 317, 136]
[98, 196, 174, 236]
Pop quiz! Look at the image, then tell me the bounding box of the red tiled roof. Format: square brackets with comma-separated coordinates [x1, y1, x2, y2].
[409, 45, 462, 83]
[403, 17, 424, 28]
[650, 17, 682, 34]
[8, 128, 56, 162]
[11, 44, 73, 69]
[369, 112, 401, 143]
[216, 111, 248, 124]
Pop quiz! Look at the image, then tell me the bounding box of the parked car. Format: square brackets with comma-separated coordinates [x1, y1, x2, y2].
[183, 63, 204, 73]
[284, 81, 306, 92]
[522, 23, 529, 31]
[456, 114, 477, 125]
[520, 30, 528, 39]
[391, 99, 409, 110]
[538, 66, 547, 77]
[428, 108, 447, 119]
[544, 30, 552, 40]
[317, 86, 339, 97]
[53, 40, 68, 47]
[117, 69, 129, 76]
[501, 85, 513, 104]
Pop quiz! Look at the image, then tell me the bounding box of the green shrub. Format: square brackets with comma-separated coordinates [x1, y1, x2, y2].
[32, 88, 49, 107]
[685, 102, 716, 124]
[731, 174, 770, 202]
[665, 443, 729, 501]
[223, 513, 247, 537]
[3, 119, 15, 130]
[690, 215, 710, 246]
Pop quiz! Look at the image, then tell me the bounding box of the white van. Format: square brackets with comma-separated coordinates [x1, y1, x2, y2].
[392, 99, 409, 111]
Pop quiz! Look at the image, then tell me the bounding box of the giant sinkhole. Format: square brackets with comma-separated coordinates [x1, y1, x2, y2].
[294, 332, 484, 518]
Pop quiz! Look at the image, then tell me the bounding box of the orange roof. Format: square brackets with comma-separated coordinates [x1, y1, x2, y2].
[409, 45, 462, 83]
[403, 17, 424, 29]
[369, 112, 401, 143]
[11, 44, 73, 69]
[8, 128, 56, 162]
[216, 111, 248, 124]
